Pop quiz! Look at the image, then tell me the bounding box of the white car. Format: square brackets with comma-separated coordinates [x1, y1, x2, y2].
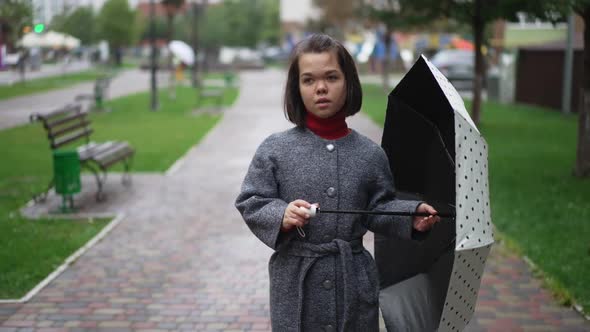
[3, 53, 20, 67]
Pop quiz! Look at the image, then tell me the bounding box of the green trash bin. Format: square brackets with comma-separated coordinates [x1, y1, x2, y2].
[53, 150, 81, 212]
[224, 71, 235, 88]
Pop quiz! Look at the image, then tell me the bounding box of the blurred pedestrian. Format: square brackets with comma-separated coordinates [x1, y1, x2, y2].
[235, 33, 440, 331]
[17, 47, 29, 82]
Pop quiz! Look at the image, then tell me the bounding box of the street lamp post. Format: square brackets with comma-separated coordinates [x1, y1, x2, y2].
[190, 0, 204, 88]
[150, 0, 159, 111]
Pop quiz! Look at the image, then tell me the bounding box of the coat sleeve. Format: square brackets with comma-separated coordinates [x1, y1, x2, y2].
[363, 148, 423, 239]
[235, 137, 292, 250]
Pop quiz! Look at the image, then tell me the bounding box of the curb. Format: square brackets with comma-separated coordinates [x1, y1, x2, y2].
[522, 255, 590, 322]
[0, 213, 125, 304]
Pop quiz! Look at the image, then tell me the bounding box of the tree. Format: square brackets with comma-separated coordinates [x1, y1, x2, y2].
[259, 0, 280, 46]
[397, 0, 552, 126]
[51, 6, 96, 45]
[567, 1, 590, 177]
[197, 3, 227, 50]
[0, 0, 32, 48]
[196, 0, 279, 49]
[313, 0, 357, 39]
[223, 0, 264, 48]
[512, 1, 589, 176]
[161, 0, 185, 43]
[360, 1, 429, 90]
[96, 0, 136, 64]
[137, 14, 168, 42]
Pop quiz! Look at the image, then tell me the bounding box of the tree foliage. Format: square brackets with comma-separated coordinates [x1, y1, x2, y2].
[161, 0, 185, 42]
[50, 6, 96, 45]
[391, 0, 558, 125]
[135, 0, 279, 49]
[96, 0, 137, 47]
[312, 0, 357, 38]
[382, 0, 590, 176]
[0, 0, 33, 46]
[197, 0, 280, 48]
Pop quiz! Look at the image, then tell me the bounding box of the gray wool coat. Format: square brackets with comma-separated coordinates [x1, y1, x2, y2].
[235, 127, 422, 332]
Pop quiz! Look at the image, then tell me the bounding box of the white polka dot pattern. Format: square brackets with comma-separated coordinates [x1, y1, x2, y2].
[421, 55, 479, 133]
[415, 54, 494, 331]
[438, 245, 492, 332]
[455, 113, 494, 250]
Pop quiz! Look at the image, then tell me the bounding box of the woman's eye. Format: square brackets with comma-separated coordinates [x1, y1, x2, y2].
[327, 76, 338, 81]
[302, 78, 313, 84]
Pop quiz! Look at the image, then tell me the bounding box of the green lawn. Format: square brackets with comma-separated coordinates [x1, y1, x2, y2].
[0, 84, 239, 298]
[362, 84, 590, 313]
[0, 69, 107, 101]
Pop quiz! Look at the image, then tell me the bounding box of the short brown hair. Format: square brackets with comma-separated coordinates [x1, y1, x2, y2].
[283, 34, 362, 127]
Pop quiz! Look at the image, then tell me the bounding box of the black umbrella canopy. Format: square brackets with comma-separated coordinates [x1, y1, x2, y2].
[376, 56, 459, 330]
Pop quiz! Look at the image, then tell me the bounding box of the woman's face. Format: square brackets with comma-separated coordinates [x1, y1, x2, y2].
[298, 51, 347, 119]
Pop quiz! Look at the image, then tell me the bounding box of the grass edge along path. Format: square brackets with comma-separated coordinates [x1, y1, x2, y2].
[0, 69, 111, 101]
[0, 84, 238, 299]
[361, 83, 590, 315]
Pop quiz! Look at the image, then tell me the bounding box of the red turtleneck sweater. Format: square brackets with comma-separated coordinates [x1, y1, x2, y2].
[305, 111, 350, 140]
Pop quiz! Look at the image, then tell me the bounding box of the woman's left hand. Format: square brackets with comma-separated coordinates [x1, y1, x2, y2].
[413, 203, 441, 232]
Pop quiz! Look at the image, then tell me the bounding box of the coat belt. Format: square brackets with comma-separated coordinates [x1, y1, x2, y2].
[285, 238, 372, 332]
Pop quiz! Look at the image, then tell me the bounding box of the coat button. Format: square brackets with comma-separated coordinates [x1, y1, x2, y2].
[324, 324, 334, 332]
[322, 279, 333, 290]
[326, 187, 336, 197]
[326, 144, 335, 152]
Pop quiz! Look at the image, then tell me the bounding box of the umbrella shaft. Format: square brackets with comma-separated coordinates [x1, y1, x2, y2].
[318, 209, 454, 218]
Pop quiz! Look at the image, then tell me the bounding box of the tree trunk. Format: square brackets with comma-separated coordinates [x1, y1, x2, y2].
[191, 0, 207, 88]
[575, 7, 590, 177]
[167, 12, 175, 98]
[471, 0, 484, 126]
[381, 27, 392, 91]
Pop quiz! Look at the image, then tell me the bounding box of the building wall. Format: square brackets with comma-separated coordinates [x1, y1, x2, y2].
[515, 47, 583, 112]
[280, 0, 319, 25]
[280, 0, 320, 48]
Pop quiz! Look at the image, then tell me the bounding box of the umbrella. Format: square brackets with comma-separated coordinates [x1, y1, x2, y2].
[20, 32, 44, 48]
[63, 35, 81, 49]
[168, 40, 195, 66]
[451, 37, 475, 51]
[34, 31, 79, 49]
[375, 55, 493, 331]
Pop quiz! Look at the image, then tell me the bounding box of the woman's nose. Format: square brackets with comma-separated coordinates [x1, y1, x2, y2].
[316, 80, 327, 93]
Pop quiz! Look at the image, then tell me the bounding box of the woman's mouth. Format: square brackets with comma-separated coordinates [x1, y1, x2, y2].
[316, 98, 331, 108]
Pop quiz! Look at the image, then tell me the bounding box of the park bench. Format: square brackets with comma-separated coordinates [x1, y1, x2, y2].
[30, 103, 135, 201]
[196, 72, 236, 109]
[197, 87, 224, 108]
[75, 75, 113, 112]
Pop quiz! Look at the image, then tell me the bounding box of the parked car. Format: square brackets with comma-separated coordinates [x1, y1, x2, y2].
[429, 49, 484, 90]
[3, 53, 20, 67]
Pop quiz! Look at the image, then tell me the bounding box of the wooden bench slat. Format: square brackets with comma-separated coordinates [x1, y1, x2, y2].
[93, 142, 132, 161]
[48, 120, 91, 139]
[37, 105, 82, 122]
[76, 141, 99, 158]
[46, 111, 87, 129]
[95, 146, 134, 169]
[77, 141, 116, 161]
[51, 128, 93, 149]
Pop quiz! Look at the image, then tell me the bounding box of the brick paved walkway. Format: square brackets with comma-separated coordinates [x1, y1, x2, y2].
[1, 69, 588, 331]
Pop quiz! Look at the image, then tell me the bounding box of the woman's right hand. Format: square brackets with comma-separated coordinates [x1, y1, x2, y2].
[282, 199, 312, 232]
